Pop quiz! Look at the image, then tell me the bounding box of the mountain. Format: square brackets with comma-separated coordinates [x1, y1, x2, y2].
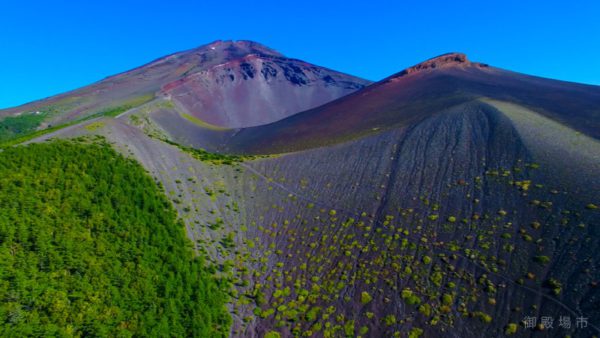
[205, 53, 598, 337]
[1, 44, 599, 338]
[0, 40, 370, 130]
[160, 47, 368, 128]
[226, 52, 600, 153]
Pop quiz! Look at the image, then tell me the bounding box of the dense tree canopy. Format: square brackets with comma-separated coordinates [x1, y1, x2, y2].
[0, 139, 231, 337]
[0, 112, 47, 142]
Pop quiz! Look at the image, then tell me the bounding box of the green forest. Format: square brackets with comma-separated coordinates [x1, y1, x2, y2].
[0, 112, 47, 142]
[0, 138, 231, 337]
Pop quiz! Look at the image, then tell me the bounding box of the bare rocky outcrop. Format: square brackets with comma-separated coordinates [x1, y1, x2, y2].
[396, 52, 488, 76]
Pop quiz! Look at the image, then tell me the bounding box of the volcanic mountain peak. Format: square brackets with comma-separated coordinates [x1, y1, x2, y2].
[0, 40, 369, 128]
[392, 52, 488, 79]
[146, 40, 283, 70]
[195, 39, 284, 58]
[410, 52, 469, 69]
[158, 48, 371, 128]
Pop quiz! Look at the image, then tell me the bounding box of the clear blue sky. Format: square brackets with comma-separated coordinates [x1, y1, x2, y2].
[1, 0, 599, 109]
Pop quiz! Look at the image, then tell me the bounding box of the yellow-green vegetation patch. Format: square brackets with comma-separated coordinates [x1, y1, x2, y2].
[93, 93, 155, 118]
[164, 139, 266, 165]
[180, 112, 230, 131]
[84, 120, 106, 131]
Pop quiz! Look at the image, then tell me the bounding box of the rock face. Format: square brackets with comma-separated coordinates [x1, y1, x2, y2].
[395, 52, 488, 76]
[161, 50, 369, 128]
[0, 40, 370, 128]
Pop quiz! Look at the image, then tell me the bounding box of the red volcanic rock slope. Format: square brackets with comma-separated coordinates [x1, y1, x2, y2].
[160, 46, 370, 128]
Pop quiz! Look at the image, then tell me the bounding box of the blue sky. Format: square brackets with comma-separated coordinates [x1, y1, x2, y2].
[1, 0, 599, 109]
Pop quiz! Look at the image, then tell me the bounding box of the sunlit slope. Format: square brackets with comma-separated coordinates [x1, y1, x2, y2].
[485, 99, 600, 196]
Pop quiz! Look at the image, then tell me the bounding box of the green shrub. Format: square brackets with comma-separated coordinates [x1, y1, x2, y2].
[384, 314, 397, 326]
[344, 320, 355, 337]
[408, 328, 424, 338]
[505, 323, 518, 335]
[430, 271, 443, 286]
[359, 326, 369, 335]
[418, 303, 431, 317]
[442, 293, 454, 306]
[546, 278, 563, 295]
[361, 291, 373, 304]
[472, 311, 492, 323]
[534, 255, 551, 265]
[401, 289, 422, 305]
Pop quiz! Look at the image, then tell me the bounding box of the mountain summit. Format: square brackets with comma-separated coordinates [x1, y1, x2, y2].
[392, 52, 488, 77]
[158, 42, 370, 127]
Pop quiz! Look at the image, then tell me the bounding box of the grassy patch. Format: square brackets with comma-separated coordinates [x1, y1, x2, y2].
[84, 121, 105, 131]
[0, 95, 155, 147]
[90, 94, 155, 118]
[163, 139, 262, 165]
[181, 112, 229, 131]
